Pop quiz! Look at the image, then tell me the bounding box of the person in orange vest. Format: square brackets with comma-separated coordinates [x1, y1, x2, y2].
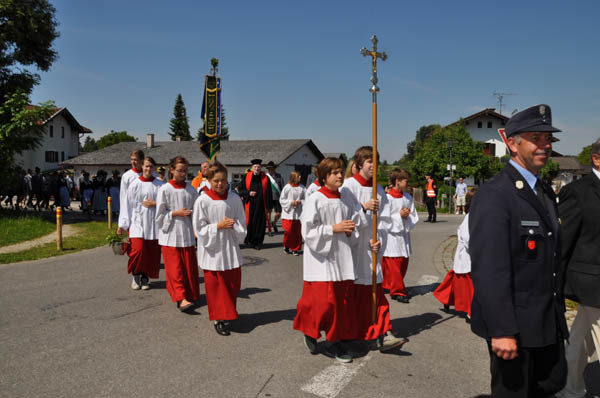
[191, 161, 210, 190]
[424, 173, 438, 223]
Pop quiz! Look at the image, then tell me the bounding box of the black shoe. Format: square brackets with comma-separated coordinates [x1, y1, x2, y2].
[273, 225, 278, 233]
[254, 245, 262, 250]
[431, 220, 436, 223]
[443, 304, 450, 312]
[303, 335, 318, 354]
[325, 342, 352, 363]
[214, 321, 230, 336]
[284, 248, 291, 255]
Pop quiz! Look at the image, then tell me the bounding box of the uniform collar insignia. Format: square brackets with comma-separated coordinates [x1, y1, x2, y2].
[515, 180, 524, 189]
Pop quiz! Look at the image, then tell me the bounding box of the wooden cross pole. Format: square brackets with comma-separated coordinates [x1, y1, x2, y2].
[360, 35, 387, 324]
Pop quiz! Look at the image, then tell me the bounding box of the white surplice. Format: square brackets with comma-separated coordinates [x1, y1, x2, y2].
[192, 192, 246, 271]
[340, 176, 392, 285]
[305, 182, 320, 197]
[156, 182, 198, 247]
[452, 214, 471, 274]
[382, 191, 419, 258]
[119, 177, 163, 240]
[301, 188, 367, 282]
[118, 168, 141, 227]
[279, 184, 306, 220]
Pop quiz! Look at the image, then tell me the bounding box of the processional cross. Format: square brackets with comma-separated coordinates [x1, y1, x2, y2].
[360, 35, 387, 324]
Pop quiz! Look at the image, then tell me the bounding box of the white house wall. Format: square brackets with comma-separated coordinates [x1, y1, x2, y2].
[278, 144, 321, 184]
[465, 116, 508, 157]
[14, 113, 80, 171]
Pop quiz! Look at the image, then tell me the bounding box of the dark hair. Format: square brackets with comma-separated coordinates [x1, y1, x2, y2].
[317, 157, 344, 186]
[204, 161, 228, 180]
[130, 149, 145, 160]
[143, 156, 156, 166]
[389, 168, 410, 186]
[592, 138, 600, 158]
[169, 156, 188, 169]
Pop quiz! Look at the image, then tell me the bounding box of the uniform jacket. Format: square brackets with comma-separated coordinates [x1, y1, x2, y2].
[469, 163, 568, 348]
[558, 171, 600, 308]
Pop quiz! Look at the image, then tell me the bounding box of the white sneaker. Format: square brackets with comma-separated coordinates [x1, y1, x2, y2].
[141, 276, 150, 290]
[131, 275, 141, 290]
[378, 332, 407, 352]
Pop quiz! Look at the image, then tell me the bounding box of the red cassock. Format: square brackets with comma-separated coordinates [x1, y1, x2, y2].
[293, 280, 356, 342]
[161, 246, 200, 303]
[381, 256, 409, 297]
[353, 284, 393, 340]
[282, 219, 302, 251]
[244, 172, 268, 226]
[433, 271, 473, 316]
[203, 268, 242, 321]
[127, 238, 161, 278]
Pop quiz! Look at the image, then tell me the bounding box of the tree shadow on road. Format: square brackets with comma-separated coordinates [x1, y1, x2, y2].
[391, 312, 456, 339]
[238, 287, 271, 299]
[241, 256, 268, 267]
[230, 308, 296, 334]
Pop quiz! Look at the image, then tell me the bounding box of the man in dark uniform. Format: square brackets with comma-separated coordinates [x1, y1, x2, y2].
[556, 138, 600, 398]
[424, 173, 438, 222]
[238, 159, 273, 250]
[469, 104, 568, 397]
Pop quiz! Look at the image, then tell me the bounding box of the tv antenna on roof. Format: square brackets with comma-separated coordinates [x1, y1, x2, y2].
[493, 92, 518, 115]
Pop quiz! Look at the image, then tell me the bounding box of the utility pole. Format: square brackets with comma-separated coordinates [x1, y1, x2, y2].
[492, 92, 518, 115]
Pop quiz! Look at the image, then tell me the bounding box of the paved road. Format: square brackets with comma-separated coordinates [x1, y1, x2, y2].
[2, 214, 594, 397]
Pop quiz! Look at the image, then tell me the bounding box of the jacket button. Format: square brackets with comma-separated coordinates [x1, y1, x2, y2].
[547, 232, 552, 236]
[553, 273, 556, 277]
[554, 292, 557, 296]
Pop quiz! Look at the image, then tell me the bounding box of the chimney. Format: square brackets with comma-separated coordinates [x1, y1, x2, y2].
[176, 136, 181, 142]
[146, 133, 154, 149]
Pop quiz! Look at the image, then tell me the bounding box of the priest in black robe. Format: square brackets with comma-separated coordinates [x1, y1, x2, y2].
[238, 159, 273, 250]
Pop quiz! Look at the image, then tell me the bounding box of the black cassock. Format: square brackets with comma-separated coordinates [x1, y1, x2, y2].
[238, 172, 273, 248]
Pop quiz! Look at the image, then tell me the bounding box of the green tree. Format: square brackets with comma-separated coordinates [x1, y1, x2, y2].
[0, 0, 59, 100]
[169, 94, 191, 141]
[540, 157, 559, 184]
[405, 124, 440, 161]
[82, 136, 98, 152]
[578, 144, 593, 166]
[0, 90, 55, 167]
[411, 124, 504, 186]
[220, 104, 229, 141]
[96, 130, 137, 149]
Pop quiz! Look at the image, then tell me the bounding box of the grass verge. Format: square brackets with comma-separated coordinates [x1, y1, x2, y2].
[0, 210, 56, 247]
[0, 221, 116, 264]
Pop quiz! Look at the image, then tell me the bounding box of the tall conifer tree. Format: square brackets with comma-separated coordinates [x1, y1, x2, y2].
[169, 94, 191, 141]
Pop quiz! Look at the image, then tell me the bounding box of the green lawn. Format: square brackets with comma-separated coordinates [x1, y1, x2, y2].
[0, 210, 56, 247]
[0, 221, 117, 264]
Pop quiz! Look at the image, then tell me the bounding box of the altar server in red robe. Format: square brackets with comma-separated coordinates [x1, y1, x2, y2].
[193, 162, 246, 336]
[382, 168, 419, 303]
[279, 171, 305, 255]
[156, 156, 200, 312]
[341, 146, 406, 351]
[118, 157, 164, 290]
[118, 149, 143, 228]
[434, 214, 473, 318]
[293, 157, 367, 363]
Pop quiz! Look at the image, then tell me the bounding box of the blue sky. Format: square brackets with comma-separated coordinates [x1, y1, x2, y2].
[31, 0, 600, 161]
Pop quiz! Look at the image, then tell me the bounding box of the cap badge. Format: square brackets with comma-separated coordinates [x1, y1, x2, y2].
[516, 180, 524, 189]
[539, 105, 546, 116]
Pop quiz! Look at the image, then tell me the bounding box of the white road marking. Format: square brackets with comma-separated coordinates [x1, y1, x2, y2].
[301, 354, 372, 398]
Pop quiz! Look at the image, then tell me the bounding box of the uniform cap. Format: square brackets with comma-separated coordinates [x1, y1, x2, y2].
[505, 104, 561, 137]
[250, 159, 262, 165]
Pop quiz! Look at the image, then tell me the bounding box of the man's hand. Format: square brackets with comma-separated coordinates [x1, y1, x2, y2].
[217, 217, 235, 230]
[172, 208, 192, 217]
[249, 191, 257, 197]
[491, 336, 518, 360]
[363, 199, 379, 212]
[117, 227, 125, 235]
[333, 220, 355, 235]
[400, 208, 410, 219]
[370, 239, 381, 252]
